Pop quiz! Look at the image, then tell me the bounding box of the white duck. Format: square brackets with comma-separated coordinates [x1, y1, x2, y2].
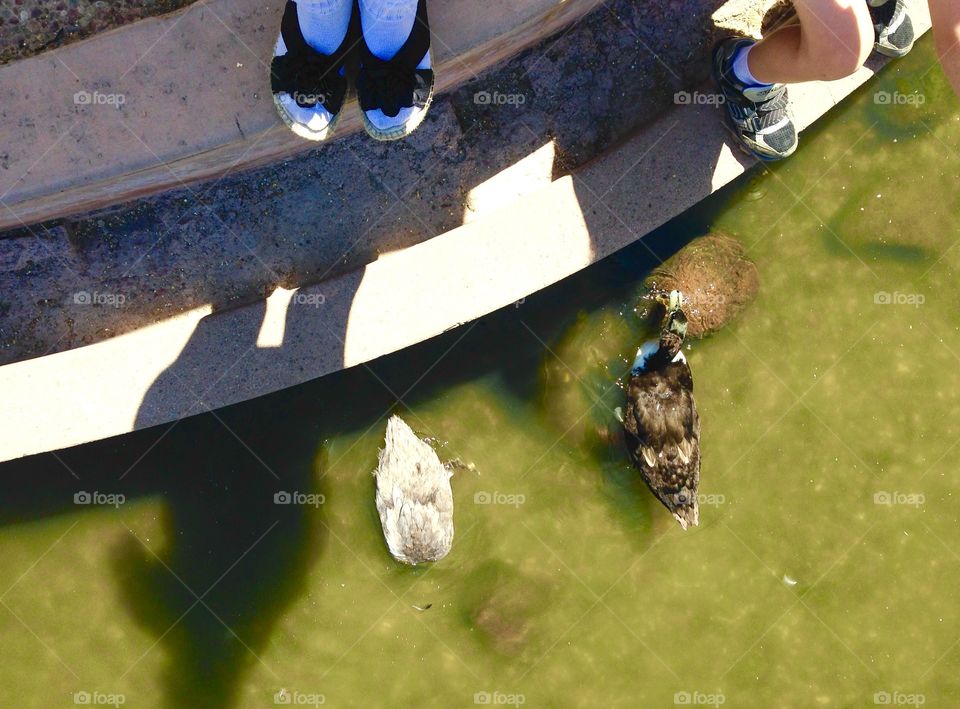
[374, 415, 454, 565]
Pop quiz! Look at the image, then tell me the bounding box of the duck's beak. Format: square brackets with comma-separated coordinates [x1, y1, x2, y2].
[667, 290, 684, 313]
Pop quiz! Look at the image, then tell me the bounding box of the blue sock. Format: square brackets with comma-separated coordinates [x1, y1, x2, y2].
[296, 0, 353, 55]
[732, 43, 773, 88]
[360, 0, 431, 69]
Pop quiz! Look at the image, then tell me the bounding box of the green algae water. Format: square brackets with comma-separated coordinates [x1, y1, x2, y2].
[3, 37, 960, 708]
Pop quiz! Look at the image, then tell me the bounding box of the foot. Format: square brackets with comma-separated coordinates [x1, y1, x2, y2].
[271, 0, 355, 141]
[356, 0, 435, 141]
[869, 0, 915, 58]
[712, 38, 798, 162]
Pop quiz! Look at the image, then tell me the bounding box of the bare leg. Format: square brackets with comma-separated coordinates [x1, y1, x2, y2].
[930, 0, 960, 95]
[747, 0, 874, 83]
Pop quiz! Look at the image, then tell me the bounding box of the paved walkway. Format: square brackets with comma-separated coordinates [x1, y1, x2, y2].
[0, 8, 932, 462]
[0, 0, 601, 230]
[0, 0, 932, 461]
[0, 0, 779, 366]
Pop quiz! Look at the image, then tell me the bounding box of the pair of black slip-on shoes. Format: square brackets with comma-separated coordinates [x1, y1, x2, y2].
[270, 0, 434, 142]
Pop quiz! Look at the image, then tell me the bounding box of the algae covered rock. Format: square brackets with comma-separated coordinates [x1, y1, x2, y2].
[644, 233, 759, 337]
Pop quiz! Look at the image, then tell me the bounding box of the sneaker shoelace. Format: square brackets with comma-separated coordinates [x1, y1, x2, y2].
[729, 85, 790, 132]
[753, 91, 790, 131]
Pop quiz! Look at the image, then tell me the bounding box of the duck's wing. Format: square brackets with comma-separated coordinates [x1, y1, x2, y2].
[623, 363, 701, 528]
[376, 471, 454, 564]
[623, 365, 697, 448]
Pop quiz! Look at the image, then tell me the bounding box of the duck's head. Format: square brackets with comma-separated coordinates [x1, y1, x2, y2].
[632, 291, 689, 374]
[657, 291, 688, 359]
[664, 308, 688, 339]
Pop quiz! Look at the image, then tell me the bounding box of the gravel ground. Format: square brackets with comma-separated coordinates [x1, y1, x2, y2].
[0, 0, 196, 65]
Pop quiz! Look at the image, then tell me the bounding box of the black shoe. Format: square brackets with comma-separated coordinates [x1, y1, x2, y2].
[712, 37, 798, 161]
[356, 0, 435, 141]
[270, 0, 356, 141]
[869, 0, 915, 58]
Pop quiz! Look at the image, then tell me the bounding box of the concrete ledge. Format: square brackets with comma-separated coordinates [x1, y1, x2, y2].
[0, 0, 786, 368]
[0, 0, 601, 232]
[0, 1, 931, 463]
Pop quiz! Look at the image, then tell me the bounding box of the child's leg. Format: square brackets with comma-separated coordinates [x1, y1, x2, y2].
[747, 0, 874, 83]
[712, 0, 873, 161]
[930, 0, 960, 94]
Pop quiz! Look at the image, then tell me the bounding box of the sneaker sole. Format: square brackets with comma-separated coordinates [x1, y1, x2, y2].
[717, 119, 796, 162]
[361, 80, 435, 142]
[273, 93, 342, 142]
[873, 39, 914, 58]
